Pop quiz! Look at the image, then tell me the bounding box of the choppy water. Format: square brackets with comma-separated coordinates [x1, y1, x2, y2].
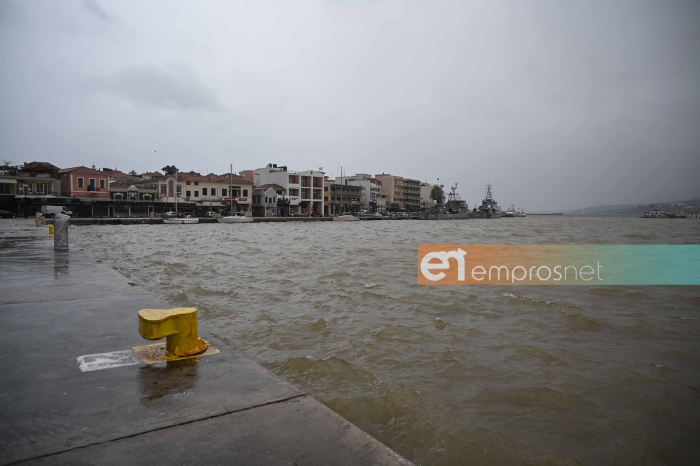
[71, 217, 700, 465]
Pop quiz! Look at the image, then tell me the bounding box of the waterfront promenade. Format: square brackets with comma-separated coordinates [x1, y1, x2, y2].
[0, 220, 410, 465]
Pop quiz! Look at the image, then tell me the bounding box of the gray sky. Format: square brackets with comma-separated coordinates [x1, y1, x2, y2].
[1, 0, 699, 210]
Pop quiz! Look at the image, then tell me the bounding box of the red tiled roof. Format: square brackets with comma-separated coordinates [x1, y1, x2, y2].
[256, 183, 284, 191]
[217, 173, 251, 184]
[58, 166, 107, 176]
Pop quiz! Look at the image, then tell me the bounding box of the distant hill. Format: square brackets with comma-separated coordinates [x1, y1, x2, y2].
[565, 200, 700, 217]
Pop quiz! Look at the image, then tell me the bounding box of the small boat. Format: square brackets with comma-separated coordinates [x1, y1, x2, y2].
[163, 216, 199, 224]
[504, 205, 516, 217]
[333, 214, 358, 221]
[219, 212, 253, 223]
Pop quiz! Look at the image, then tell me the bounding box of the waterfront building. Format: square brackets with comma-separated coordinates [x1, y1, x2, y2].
[326, 179, 362, 215]
[420, 183, 437, 209]
[334, 173, 382, 213]
[59, 166, 110, 200]
[109, 181, 158, 203]
[0, 162, 64, 217]
[373, 174, 394, 206]
[103, 181, 159, 217]
[252, 184, 285, 217]
[377, 190, 387, 214]
[403, 178, 421, 212]
[253, 163, 324, 216]
[156, 172, 253, 215]
[369, 174, 422, 211]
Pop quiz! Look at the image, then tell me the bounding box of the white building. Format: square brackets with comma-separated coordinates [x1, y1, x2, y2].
[334, 173, 382, 213]
[253, 164, 324, 215]
[420, 183, 437, 208]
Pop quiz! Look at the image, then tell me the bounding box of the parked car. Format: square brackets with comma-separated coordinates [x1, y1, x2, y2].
[40, 205, 72, 217]
[0, 210, 16, 219]
[205, 211, 220, 218]
[290, 213, 301, 217]
[163, 211, 178, 218]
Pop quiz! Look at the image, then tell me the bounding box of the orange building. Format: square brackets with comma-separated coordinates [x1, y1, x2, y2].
[59, 167, 110, 199]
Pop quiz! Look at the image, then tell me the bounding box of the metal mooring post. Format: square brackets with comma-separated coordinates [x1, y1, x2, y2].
[54, 214, 70, 250]
[35, 212, 43, 227]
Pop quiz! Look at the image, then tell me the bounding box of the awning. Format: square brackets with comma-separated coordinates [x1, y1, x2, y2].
[235, 197, 250, 205]
[199, 201, 225, 207]
[0, 179, 17, 184]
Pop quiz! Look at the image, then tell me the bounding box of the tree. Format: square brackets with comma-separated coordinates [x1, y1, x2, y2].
[128, 170, 138, 176]
[162, 165, 178, 175]
[430, 185, 445, 204]
[2, 159, 13, 167]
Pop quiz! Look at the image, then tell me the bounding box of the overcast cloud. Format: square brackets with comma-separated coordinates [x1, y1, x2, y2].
[1, 0, 699, 210]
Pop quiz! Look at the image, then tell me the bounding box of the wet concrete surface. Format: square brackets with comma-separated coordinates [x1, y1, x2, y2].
[0, 220, 410, 465]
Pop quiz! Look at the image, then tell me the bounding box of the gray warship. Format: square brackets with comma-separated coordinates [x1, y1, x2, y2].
[420, 184, 470, 220]
[475, 184, 501, 217]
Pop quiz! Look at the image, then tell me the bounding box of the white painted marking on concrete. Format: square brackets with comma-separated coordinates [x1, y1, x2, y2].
[77, 350, 141, 372]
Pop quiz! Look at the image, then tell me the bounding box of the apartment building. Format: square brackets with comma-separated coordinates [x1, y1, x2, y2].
[374, 174, 405, 211]
[403, 178, 421, 212]
[325, 180, 362, 216]
[253, 163, 324, 215]
[335, 173, 382, 213]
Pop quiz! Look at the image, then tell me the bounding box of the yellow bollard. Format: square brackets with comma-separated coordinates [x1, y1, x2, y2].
[133, 308, 218, 363]
[47, 224, 54, 235]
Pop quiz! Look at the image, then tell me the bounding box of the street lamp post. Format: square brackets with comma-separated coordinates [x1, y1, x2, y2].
[21, 183, 28, 218]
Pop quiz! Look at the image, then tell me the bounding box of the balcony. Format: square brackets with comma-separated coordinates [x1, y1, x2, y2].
[87, 186, 101, 192]
[17, 189, 54, 196]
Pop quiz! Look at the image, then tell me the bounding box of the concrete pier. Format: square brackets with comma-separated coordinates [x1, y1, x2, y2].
[0, 219, 411, 466]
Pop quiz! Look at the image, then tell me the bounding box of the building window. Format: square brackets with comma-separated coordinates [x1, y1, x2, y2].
[161, 185, 166, 195]
[221, 188, 226, 197]
[202, 188, 207, 196]
[186, 181, 191, 185]
[243, 189, 248, 197]
[176, 187, 181, 196]
[194, 182, 199, 186]
[211, 188, 216, 196]
[78, 177, 84, 188]
[99, 179, 105, 189]
[186, 190, 191, 198]
[89, 178, 96, 189]
[194, 191, 199, 197]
